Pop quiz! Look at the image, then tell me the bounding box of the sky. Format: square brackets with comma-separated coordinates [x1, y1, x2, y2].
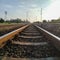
[0, 0, 60, 22]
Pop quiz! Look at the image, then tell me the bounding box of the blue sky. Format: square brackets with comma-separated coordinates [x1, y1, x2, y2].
[0, 0, 60, 22]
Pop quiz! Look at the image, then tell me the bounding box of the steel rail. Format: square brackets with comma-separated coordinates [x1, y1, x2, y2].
[0, 24, 30, 48]
[35, 25, 60, 51]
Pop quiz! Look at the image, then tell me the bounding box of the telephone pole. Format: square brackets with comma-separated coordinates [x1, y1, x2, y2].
[4, 11, 7, 20]
[41, 8, 42, 21]
[26, 11, 28, 21]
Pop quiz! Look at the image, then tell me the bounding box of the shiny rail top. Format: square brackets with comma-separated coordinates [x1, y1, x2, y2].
[35, 25, 60, 51]
[0, 24, 30, 48]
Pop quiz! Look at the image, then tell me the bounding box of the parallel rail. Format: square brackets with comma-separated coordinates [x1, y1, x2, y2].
[0, 24, 60, 59]
[0, 24, 30, 48]
[35, 25, 60, 51]
[0, 24, 60, 51]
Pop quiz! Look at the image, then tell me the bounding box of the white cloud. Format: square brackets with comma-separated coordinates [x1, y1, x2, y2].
[4, 5, 13, 8]
[43, 0, 60, 20]
[31, 4, 37, 8]
[50, 0, 57, 2]
[18, 5, 24, 8]
[20, 2, 25, 4]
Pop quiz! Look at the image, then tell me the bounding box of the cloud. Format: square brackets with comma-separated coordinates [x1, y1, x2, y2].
[20, 2, 25, 4]
[31, 4, 37, 8]
[18, 5, 24, 8]
[29, 7, 41, 11]
[43, 0, 60, 20]
[4, 5, 13, 8]
[50, 0, 57, 2]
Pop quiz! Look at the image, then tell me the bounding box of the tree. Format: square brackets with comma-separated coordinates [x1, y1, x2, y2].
[9, 18, 22, 23]
[0, 18, 4, 23]
[43, 20, 47, 23]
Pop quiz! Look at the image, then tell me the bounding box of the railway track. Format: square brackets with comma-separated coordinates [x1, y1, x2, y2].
[0, 24, 60, 60]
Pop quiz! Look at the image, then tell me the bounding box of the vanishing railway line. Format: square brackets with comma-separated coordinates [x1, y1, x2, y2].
[0, 24, 60, 60]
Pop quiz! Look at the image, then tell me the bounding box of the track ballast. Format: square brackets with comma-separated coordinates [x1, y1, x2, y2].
[0, 24, 60, 60]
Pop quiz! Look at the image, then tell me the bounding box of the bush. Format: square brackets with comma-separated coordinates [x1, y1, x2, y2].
[0, 18, 4, 23]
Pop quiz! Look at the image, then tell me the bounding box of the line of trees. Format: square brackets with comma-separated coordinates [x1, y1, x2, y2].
[50, 18, 60, 23]
[42, 18, 60, 23]
[0, 18, 60, 23]
[0, 18, 30, 23]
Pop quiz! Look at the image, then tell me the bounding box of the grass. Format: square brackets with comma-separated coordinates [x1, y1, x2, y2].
[0, 23, 26, 32]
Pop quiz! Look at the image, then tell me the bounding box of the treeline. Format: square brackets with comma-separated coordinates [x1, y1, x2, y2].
[42, 18, 60, 23]
[0, 18, 30, 23]
[50, 18, 60, 23]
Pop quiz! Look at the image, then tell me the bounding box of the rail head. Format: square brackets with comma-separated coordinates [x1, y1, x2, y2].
[35, 25, 60, 51]
[0, 24, 30, 48]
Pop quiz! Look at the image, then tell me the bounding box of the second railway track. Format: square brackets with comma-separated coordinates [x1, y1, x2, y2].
[0, 24, 60, 60]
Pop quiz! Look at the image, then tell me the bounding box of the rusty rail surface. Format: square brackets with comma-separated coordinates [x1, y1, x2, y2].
[0, 24, 30, 48]
[35, 25, 60, 51]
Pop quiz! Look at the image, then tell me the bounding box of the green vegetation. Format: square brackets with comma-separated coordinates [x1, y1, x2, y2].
[43, 20, 47, 23]
[42, 18, 60, 23]
[0, 18, 30, 23]
[0, 18, 4, 23]
[35, 18, 60, 23]
[50, 18, 60, 23]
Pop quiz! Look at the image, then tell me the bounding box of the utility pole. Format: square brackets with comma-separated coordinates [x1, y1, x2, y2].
[36, 16, 37, 21]
[5, 11, 7, 21]
[26, 11, 28, 21]
[41, 8, 42, 21]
